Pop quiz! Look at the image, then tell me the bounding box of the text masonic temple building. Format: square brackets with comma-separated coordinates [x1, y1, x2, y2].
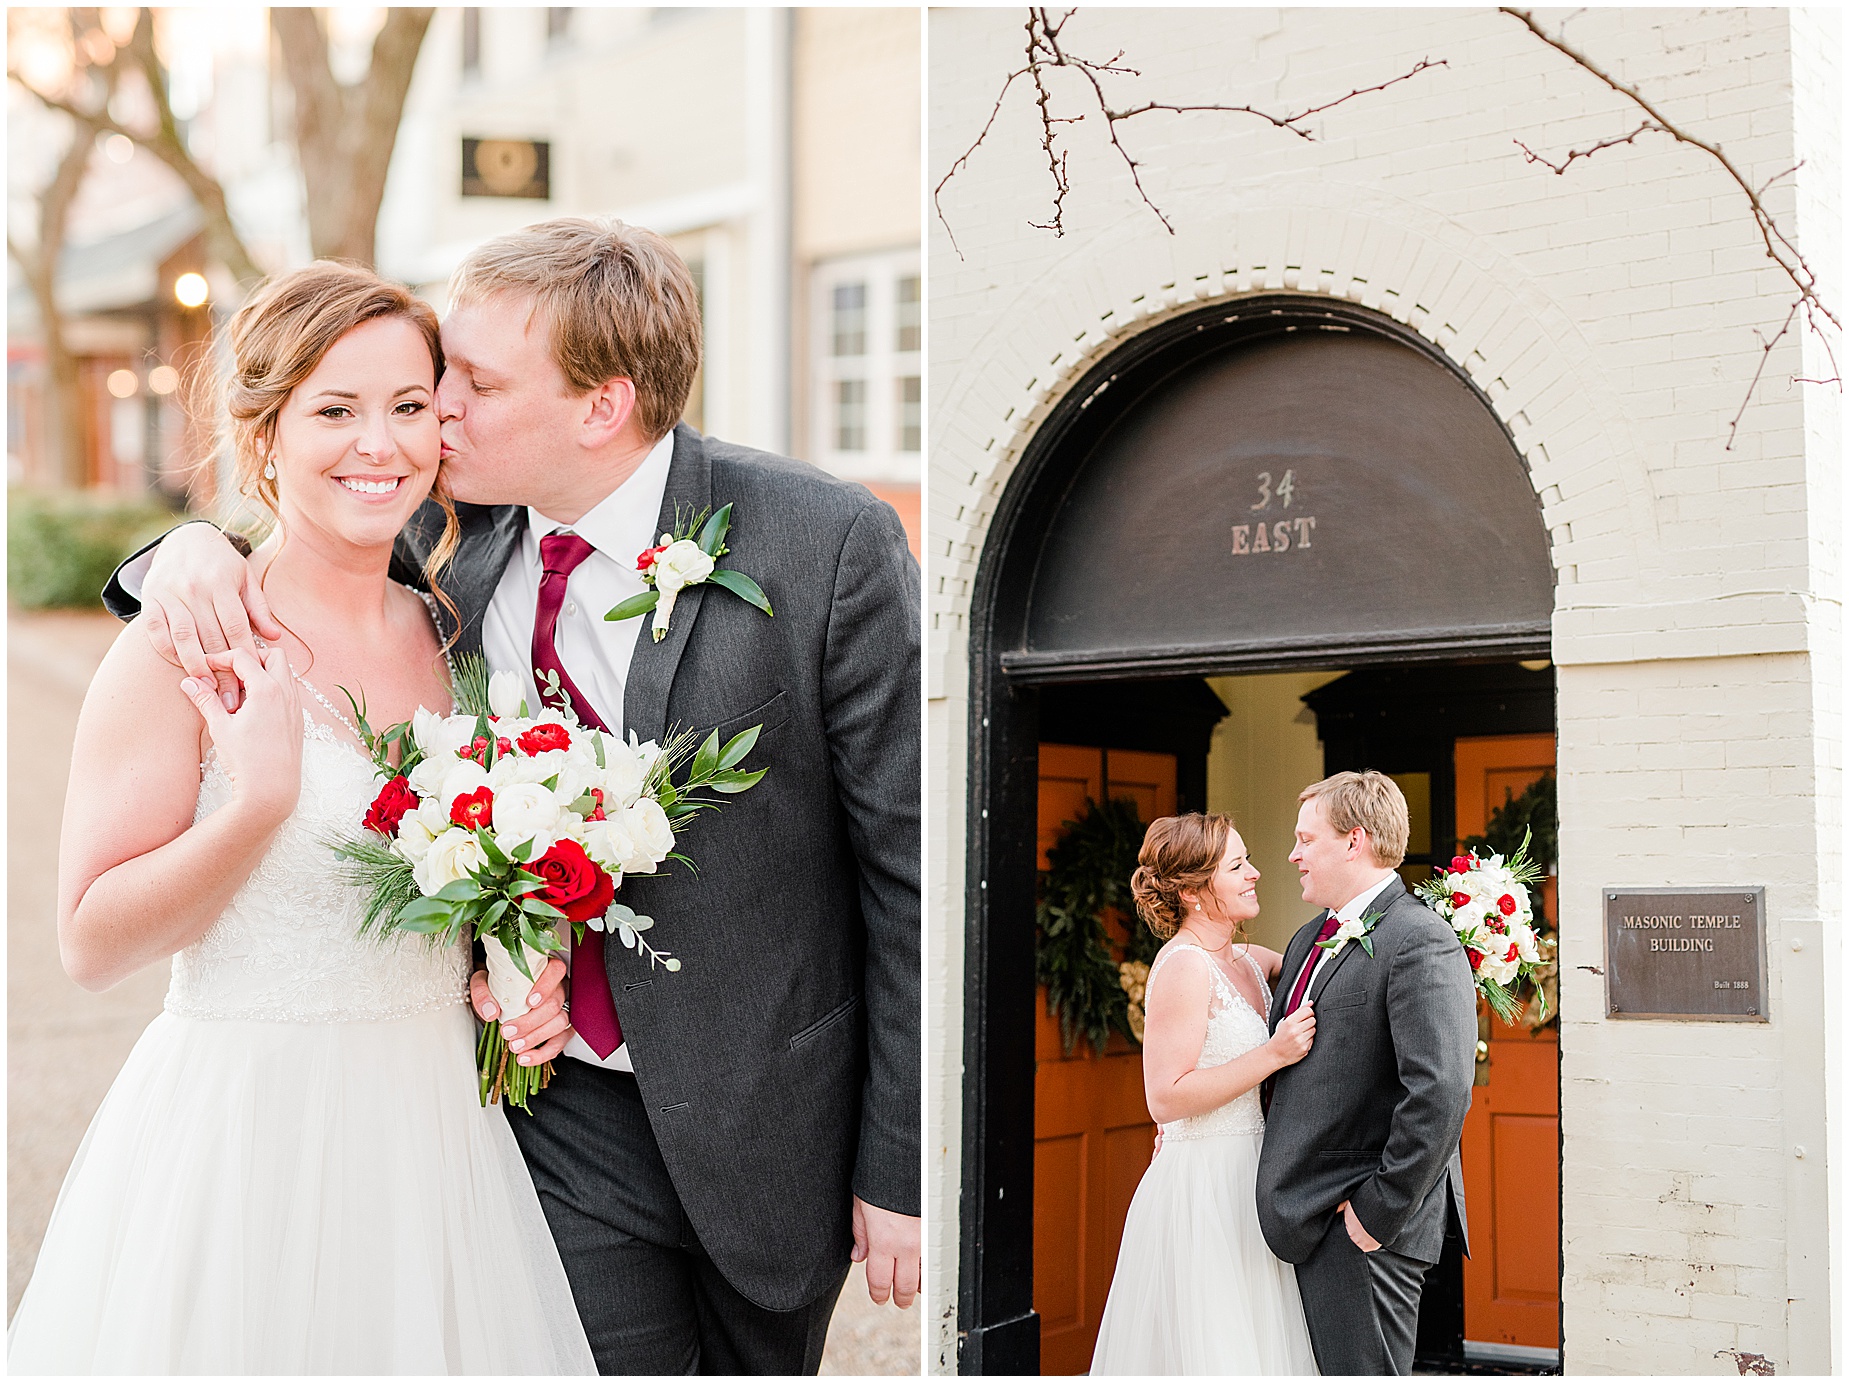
[926, 7, 1840, 1377]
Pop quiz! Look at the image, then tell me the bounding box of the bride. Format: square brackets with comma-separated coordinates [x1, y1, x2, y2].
[8, 263, 594, 1373]
[1091, 813, 1320, 1375]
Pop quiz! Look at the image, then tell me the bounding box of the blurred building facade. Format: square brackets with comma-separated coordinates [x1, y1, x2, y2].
[8, 7, 921, 547]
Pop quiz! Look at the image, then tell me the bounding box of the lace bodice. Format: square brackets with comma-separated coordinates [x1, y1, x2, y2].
[1148, 944, 1272, 1140]
[166, 610, 467, 1024]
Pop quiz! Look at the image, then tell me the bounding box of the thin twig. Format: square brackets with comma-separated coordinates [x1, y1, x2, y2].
[935, 7, 1446, 252]
[1501, 7, 1839, 448]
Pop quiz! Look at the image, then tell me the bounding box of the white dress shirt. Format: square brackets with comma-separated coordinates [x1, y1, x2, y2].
[1288, 870, 1399, 1008]
[479, 430, 675, 1072]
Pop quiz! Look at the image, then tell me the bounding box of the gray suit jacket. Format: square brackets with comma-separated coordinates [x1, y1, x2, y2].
[108, 425, 920, 1313]
[1255, 875, 1477, 1265]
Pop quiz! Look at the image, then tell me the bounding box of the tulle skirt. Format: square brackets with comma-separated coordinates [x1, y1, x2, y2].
[8, 1004, 595, 1375]
[1091, 1131, 1318, 1376]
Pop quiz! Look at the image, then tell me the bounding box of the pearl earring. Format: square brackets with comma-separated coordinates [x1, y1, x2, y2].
[263, 462, 276, 480]
[1194, 903, 1202, 912]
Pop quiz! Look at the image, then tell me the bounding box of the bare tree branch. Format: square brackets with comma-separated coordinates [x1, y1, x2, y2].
[935, 7, 1446, 253]
[1501, 7, 1839, 447]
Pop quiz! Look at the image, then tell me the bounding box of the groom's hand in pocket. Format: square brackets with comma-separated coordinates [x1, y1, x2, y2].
[470, 956, 574, 1064]
[851, 1196, 920, 1309]
[1338, 1199, 1381, 1253]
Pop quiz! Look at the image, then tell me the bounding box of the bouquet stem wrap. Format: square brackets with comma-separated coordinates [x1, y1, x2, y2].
[477, 933, 559, 1110]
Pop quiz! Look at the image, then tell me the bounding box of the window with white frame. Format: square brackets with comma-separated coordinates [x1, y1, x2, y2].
[810, 251, 920, 484]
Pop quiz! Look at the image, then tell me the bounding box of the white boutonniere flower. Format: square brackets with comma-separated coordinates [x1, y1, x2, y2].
[1315, 906, 1388, 958]
[606, 503, 773, 641]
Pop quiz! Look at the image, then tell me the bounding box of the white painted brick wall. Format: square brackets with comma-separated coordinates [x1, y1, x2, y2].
[927, 7, 1840, 1374]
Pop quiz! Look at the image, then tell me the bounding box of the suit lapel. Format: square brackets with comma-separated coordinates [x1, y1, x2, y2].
[1309, 875, 1407, 1004]
[623, 425, 712, 741]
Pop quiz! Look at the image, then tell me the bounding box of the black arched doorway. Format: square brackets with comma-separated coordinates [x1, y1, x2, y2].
[958, 296, 1556, 1374]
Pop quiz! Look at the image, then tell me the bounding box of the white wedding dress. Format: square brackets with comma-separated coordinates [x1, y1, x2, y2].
[1090, 944, 1319, 1376]
[8, 678, 596, 1374]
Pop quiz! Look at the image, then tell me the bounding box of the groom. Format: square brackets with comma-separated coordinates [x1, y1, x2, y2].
[1256, 771, 1476, 1376]
[105, 218, 919, 1374]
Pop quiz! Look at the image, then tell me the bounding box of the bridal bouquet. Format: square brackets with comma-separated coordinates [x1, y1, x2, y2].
[334, 656, 764, 1109]
[1413, 829, 1554, 1024]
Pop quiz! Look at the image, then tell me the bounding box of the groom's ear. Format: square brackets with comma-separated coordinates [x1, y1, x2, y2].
[578, 375, 639, 448]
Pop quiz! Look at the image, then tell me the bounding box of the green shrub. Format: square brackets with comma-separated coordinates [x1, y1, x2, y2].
[8, 489, 184, 610]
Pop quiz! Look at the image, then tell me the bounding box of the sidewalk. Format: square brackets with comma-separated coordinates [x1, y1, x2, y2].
[6, 607, 918, 1372]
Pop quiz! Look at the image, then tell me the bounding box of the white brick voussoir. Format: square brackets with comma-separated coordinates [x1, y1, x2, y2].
[930, 176, 1658, 656]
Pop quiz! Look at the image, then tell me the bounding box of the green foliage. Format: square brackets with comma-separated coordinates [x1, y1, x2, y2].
[1464, 773, 1556, 870]
[8, 489, 183, 610]
[1035, 796, 1158, 1055]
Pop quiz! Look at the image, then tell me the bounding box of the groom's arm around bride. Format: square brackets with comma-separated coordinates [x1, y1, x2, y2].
[1257, 771, 1477, 1376]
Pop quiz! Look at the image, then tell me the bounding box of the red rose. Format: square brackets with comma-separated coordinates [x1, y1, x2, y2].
[450, 786, 494, 830]
[1450, 854, 1473, 874]
[528, 838, 615, 923]
[1451, 892, 1471, 909]
[362, 775, 418, 836]
[518, 723, 573, 756]
[1498, 894, 1518, 916]
[1467, 947, 1485, 972]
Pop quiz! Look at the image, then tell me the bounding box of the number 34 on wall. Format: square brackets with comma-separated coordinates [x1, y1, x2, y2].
[1232, 468, 1316, 555]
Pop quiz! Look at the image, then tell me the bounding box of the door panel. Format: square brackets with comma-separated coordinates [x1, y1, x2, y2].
[1033, 745, 1175, 1374]
[1454, 734, 1560, 1352]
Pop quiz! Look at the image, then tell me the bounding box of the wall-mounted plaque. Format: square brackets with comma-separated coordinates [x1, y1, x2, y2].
[461, 138, 551, 199]
[1603, 888, 1766, 1021]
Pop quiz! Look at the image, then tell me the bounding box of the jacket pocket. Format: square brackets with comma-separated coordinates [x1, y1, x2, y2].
[716, 689, 789, 741]
[1314, 985, 1367, 1011]
[789, 992, 861, 1050]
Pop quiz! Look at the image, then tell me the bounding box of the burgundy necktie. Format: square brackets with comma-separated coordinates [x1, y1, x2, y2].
[531, 533, 623, 1059]
[1284, 915, 1344, 1017]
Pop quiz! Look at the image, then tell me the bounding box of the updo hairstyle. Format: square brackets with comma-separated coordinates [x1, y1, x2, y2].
[217, 262, 458, 586]
[1130, 813, 1233, 940]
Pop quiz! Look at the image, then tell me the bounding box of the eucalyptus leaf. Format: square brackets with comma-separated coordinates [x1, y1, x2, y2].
[717, 724, 761, 770]
[697, 502, 733, 556]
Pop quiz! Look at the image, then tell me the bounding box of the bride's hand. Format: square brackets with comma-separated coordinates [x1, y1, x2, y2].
[181, 645, 303, 828]
[1267, 1002, 1316, 1067]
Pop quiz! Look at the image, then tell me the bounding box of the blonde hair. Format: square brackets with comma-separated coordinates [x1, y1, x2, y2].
[1130, 814, 1234, 940]
[220, 262, 459, 612]
[1298, 771, 1409, 868]
[448, 217, 702, 441]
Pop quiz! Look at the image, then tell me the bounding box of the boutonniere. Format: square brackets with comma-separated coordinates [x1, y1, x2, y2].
[1316, 905, 1389, 958]
[606, 503, 772, 642]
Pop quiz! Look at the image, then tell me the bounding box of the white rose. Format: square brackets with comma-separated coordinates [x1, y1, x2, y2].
[622, 796, 677, 871]
[489, 752, 552, 790]
[581, 813, 635, 877]
[438, 758, 491, 810]
[493, 782, 563, 856]
[408, 749, 458, 799]
[1478, 946, 1521, 986]
[413, 826, 487, 896]
[488, 669, 527, 720]
[653, 539, 715, 596]
[600, 740, 652, 811]
[395, 797, 449, 863]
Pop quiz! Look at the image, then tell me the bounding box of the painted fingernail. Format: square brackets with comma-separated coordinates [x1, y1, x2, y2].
[501, 1023, 516, 1038]
[509, 1038, 525, 1052]
[483, 1005, 498, 1020]
[518, 1054, 534, 1065]
[222, 694, 238, 710]
[528, 993, 543, 1009]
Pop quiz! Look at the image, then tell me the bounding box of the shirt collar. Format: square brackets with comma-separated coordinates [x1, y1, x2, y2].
[1335, 871, 1398, 922]
[526, 430, 676, 565]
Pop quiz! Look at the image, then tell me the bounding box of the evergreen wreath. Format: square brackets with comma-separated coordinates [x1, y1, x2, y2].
[1036, 797, 1162, 1055]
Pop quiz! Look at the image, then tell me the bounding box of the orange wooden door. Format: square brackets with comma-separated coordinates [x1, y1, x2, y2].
[1454, 733, 1560, 1352]
[1033, 745, 1175, 1375]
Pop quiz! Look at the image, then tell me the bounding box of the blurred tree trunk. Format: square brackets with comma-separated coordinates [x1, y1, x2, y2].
[271, 8, 435, 266]
[6, 66, 105, 487]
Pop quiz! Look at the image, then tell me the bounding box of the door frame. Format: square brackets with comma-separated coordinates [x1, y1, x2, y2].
[957, 296, 1554, 1374]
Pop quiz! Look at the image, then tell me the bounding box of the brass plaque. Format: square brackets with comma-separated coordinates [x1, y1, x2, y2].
[461, 138, 550, 199]
[1603, 888, 1766, 1021]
